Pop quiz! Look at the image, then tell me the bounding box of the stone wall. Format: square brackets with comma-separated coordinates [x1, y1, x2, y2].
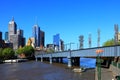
[109, 64, 120, 76]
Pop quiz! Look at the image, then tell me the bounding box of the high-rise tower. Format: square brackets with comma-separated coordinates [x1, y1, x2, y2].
[8, 17, 17, 41]
[5, 32, 8, 41]
[40, 30, 45, 48]
[0, 31, 2, 41]
[32, 24, 40, 47]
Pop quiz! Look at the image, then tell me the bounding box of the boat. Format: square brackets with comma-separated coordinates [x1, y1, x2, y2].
[73, 67, 86, 73]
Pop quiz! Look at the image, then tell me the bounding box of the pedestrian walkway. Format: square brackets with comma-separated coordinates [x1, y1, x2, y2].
[96, 68, 115, 80]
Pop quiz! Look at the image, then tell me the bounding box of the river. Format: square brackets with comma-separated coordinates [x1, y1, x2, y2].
[0, 58, 95, 80]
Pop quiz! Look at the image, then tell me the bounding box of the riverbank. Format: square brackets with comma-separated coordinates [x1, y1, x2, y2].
[3, 59, 28, 63]
[0, 61, 95, 80]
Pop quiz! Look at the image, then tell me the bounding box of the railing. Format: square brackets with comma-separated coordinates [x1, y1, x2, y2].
[118, 63, 120, 69]
[112, 61, 120, 69]
[112, 61, 117, 67]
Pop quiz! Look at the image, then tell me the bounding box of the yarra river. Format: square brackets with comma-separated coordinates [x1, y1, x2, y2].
[0, 58, 96, 80]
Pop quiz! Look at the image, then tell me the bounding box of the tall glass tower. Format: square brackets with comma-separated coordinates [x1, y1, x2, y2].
[32, 24, 40, 47]
[5, 32, 8, 41]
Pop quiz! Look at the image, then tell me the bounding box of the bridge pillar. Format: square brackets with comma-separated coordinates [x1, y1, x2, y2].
[68, 57, 72, 67]
[60, 57, 63, 63]
[49, 57, 52, 64]
[35, 57, 38, 62]
[41, 57, 43, 62]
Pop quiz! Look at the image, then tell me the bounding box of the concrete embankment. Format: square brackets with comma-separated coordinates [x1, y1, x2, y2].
[3, 59, 28, 63]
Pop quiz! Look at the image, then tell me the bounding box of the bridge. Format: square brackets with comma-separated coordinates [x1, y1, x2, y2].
[35, 45, 120, 67]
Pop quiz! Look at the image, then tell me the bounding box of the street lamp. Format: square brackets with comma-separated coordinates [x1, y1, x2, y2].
[96, 49, 104, 80]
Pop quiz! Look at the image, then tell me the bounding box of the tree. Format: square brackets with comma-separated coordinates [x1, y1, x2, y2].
[2, 48, 15, 59]
[103, 39, 120, 46]
[46, 48, 55, 53]
[16, 48, 24, 55]
[16, 46, 35, 58]
[0, 48, 3, 60]
[23, 46, 34, 57]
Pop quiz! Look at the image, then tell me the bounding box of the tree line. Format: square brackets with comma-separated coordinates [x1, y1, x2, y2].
[0, 46, 34, 61]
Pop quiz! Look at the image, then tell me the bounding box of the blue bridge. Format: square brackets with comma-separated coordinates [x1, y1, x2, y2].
[35, 45, 120, 67]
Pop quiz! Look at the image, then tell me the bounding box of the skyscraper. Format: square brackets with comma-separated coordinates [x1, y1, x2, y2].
[0, 31, 2, 41]
[40, 30, 45, 48]
[32, 24, 40, 47]
[53, 34, 60, 46]
[53, 34, 60, 51]
[5, 32, 8, 41]
[17, 29, 25, 47]
[8, 17, 17, 41]
[10, 34, 21, 50]
[8, 17, 25, 49]
[17, 29, 23, 37]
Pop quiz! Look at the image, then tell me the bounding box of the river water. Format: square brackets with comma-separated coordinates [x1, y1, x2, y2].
[0, 58, 95, 80]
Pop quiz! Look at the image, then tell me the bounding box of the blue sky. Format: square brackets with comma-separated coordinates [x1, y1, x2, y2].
[0, 0, 120, 49]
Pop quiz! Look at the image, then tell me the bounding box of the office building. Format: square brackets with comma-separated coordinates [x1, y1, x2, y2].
[26, 37, 35, 48]
[32, 24, 40, 47]
[8, 17, 17, 41]
[46, 44, 54, 49]
[0, 31, 2, 41]
[17, 29, 25, 47]
[118, 32, 120, 42]
[53, 34, 60, 46]
[17, 29, 23, 37]
[53, 34, 60, 51]
[8, 17, 25, 49]
[40, 30, 45, 48]
[0, 31, 3, 48]
[5, 32, 8, 41]
[60, 39, 64, 51]
[10, 34, 21, 50]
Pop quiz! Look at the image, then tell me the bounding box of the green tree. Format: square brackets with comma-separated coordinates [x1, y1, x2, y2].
[2, 48, 15, 59]
[46, 48, 54, 53]
[103, 39, 120, 46]
[16, 48, 24, 55]
[23, 46, 34, 57]
[0, 48, 3, 60]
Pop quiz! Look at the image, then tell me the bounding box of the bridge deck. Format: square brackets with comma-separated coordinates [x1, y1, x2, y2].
[35, 46, 120, 58]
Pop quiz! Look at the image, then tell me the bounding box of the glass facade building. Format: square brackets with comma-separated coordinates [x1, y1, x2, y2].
[5, 32, 8, 41]
[53, 34, 60, 46]
[32, 24, 40, 47]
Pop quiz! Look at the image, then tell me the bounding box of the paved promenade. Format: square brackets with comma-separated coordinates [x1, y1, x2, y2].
[96, 68, 115, 80]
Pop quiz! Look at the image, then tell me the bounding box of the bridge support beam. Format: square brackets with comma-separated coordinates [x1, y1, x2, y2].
[41, 57, 43, 62]
[35, 57, 38, 62]
[49, 57, 52, 64]
[68, 57, 72, 67]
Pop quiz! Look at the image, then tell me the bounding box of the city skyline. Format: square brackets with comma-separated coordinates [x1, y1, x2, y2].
[1, 0, 120, 49]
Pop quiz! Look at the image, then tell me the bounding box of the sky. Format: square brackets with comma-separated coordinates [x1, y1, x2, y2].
[0, 0, 120, 50]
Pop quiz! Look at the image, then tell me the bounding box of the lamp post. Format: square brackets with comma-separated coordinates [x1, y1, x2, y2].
[96, 49, 104, 80]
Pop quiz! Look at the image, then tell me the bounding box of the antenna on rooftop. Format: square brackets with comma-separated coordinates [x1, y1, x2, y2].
[35, 16, 38, 25]
[97, 29, 100, 47]
[12, 16, 14, 21]
[88, 33, 92, 48]
[114, 24, 119, 45]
